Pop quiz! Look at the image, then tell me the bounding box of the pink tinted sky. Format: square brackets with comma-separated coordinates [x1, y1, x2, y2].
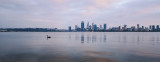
[0, 0, 160, 29]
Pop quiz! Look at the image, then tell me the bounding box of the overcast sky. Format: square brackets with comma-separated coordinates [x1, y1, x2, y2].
[0, 0, 160, 29]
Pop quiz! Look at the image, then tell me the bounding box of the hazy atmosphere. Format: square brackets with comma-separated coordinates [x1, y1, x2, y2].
[0, 1, 160, 62]
[0, 0, 160, 29]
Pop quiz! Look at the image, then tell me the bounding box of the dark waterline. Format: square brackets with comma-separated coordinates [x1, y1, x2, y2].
[0, 32, 160, 62]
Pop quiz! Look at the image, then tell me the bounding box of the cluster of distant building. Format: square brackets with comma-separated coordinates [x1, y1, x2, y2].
[69, 21, 107, 31]
[68, 21, 160, 32]
[0, 21, 159, 32]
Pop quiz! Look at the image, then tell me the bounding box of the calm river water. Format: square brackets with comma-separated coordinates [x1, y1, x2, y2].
[0, 32, 160, 62]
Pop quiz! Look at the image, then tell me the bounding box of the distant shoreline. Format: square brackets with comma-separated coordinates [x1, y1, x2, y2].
[0, 31, 160, 32]
[0, 28, 159, 32]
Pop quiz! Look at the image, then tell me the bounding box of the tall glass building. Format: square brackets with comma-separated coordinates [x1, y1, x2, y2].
[104, 24, 107, 30]
[81, 21, 84, 31]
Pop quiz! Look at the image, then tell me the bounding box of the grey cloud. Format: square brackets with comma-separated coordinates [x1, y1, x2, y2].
[0, 0, 160, 28]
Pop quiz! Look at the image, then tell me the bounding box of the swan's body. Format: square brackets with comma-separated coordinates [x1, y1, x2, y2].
[47, 35, 51, 38]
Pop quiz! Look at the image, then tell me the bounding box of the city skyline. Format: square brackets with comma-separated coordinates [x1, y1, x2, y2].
[0, 0, 160, 29]
[68, 21, 160, 32]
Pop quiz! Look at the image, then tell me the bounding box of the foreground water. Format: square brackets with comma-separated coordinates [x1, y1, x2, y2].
[0, 32, 160, 62]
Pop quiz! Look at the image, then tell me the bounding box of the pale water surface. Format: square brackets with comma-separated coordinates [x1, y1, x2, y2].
[0, 32, 160, 62]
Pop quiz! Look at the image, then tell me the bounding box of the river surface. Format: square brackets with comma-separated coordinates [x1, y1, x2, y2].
[0, 32, 160, 62]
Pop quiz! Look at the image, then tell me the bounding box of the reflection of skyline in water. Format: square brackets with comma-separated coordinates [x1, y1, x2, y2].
[68, 33, 108, 43]
[67, 33, 160, 45]
[137, 35, 140, 45]
[104, 35, 107, 42]
[79, 33, 107, 43]
[81, 34, 84, 43]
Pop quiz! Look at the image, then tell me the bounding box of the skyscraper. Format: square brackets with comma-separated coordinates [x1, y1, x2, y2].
[104, 24, 107, 30]
[137, 24, 140, 31]
[142, 26, 144, 30]
[118, 26, 121, 31]
[92, 22, 94, 30]
[81, 21, 84, 31]
[152, 25, 155, 31]
[93, 24, 97, 31]
[124, 25, 127, 29]
[157, 25, 159, 31]
[149, 25, 152, 31]
[87, 22, 89, 29]
[88, 25, 92, 30]
[131, 26, 136, 31]
[100, 25, 102, 30]
[75, 25, 78, 30]
[69, 26, 71, 31]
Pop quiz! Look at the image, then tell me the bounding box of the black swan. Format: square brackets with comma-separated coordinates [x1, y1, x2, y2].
[47, 35, 51, 38]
